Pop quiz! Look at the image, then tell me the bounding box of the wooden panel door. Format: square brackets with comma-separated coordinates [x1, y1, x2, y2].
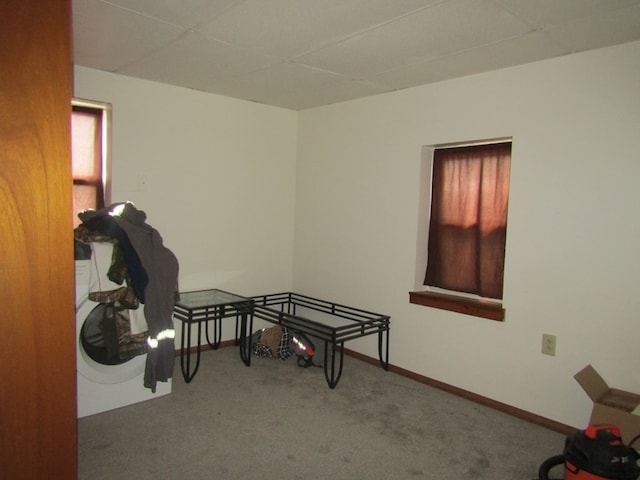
[0, 1, 77, 478]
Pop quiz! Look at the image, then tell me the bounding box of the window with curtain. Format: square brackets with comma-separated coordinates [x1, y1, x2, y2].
[424, 141, 511, 301]
[71, 100, 110, 228]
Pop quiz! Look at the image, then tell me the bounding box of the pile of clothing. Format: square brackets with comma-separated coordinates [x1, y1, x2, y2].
[74, 202, 179, 392]
[251, 325, 323, 368]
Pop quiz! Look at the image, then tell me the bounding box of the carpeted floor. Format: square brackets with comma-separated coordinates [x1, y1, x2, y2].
[78, 346, 565, 479]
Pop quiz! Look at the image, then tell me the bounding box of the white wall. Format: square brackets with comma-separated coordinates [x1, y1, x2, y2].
[295, 41, 640, 430]
[74, 66, 298, 347]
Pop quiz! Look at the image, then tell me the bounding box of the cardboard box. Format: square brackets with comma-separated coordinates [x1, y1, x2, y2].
[574, 365, 640, 445]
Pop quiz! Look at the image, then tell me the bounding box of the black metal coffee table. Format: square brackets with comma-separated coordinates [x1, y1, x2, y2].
[173, 289, 253, 382]
[240, 292, 390, 389]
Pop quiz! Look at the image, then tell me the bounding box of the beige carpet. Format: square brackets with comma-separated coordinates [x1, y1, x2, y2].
[78, 346, 565, 479]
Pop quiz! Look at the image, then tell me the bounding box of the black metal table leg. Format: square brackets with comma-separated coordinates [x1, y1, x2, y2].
[378, 327, 390, 371]
[205, 308, 222, 350]
[180, 319, 202, 383]
[239, 311, 253, 366]
[324, 341, 344, 389]
[203, 308, 241, 350]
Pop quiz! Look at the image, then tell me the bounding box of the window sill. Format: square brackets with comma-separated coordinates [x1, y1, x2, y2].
[409, 291, 505, 321]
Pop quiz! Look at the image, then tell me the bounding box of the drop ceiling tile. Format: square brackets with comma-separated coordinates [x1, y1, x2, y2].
[97, 0, 245, 28]
[73, 0, 186, 71]
[545, 4, 640, 52]
[255, 79, 388, 110]
[293, 0, 533, 78]
[118, 31, 275, 90]
[200, 62, 362, 108]
[195, 0, 441, 58]
[493, 0, 640, 28]
[295, 81, 389, 110]
[373, 31, 571, 90]
[372, 64, 449, 90]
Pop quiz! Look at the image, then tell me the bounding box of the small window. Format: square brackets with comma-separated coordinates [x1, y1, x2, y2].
[71, 99, 111, 228]
[410, 140, 511, 320]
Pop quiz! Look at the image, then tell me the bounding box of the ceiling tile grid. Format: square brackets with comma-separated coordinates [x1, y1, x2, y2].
[73, 0, 640, 109]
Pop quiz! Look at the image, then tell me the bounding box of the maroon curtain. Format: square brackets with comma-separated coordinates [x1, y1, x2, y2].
[424, 142, 511, 299]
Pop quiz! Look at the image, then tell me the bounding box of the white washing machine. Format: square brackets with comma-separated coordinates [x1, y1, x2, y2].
[76, 254, 171, 418]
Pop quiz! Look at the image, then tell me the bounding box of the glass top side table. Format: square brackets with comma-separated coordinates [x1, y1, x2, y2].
[173, 288, 253, 382]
